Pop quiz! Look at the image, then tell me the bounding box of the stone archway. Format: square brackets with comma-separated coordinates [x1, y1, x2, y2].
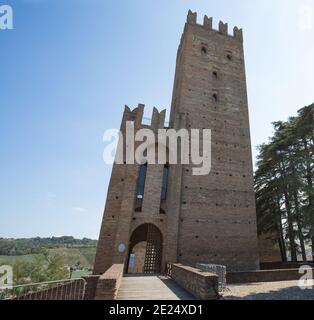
[127, 223, 163, 274]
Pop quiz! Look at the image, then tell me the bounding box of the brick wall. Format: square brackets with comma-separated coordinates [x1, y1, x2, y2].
[94, 264, 124, 300]
[82, 275, 100, 300]
[260, 262, 314, 270]
[93, 105, 168, 275]
[227, 268, 314, 284]
[167, 11, 259, 272]
[170, 263, 220, 300]
[94, 10, 260, 275]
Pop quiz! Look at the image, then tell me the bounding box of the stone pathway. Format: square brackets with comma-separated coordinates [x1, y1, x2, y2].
[116, 275, 195, 300]
[117, 276, 314, 300]
[223, 280, 314, 300]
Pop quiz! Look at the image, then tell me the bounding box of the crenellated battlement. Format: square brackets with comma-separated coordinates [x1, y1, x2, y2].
[186, 10, 243, 41]
[203, 15, 213, 30]
[122, 104, 167, 130]
[187, 10, 197, 25]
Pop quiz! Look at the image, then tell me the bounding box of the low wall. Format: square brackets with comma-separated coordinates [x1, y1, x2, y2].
[260, 262, 314, 270]
[82, 275, 100, 300]
[169, 264, 219, 300]
[227, 268, 314, 284]
[196, 263, 227, 288]
[94, 264, 124, 300]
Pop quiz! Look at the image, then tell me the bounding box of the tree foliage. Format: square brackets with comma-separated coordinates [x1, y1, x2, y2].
[0, 237, 97, 256]
[12, 254, 69, 285]
[255, 104, 314, 262]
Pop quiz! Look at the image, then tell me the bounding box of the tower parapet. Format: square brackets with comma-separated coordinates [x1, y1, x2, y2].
[233, 26, 243, 41]
[187, 9, 197, 25]
[219, 21, 228, 35]
[122, 104, 144, 129]
[122, 104, 167, 130]
[203, 15, 213, 30]
[186, 10, 243, 41]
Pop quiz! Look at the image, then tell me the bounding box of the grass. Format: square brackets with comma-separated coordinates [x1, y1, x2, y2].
[77, 247, 96, 266]
[0, 246, 96, 270]
[71, 269, 92, 279]
[0, 254, 43, 267]
[48, 247, 95, 269]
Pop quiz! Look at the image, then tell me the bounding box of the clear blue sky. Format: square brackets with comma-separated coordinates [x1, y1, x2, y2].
[1, 0, 313, 239]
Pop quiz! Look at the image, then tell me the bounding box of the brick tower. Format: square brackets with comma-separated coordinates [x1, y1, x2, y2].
[94, 10, 259, 275]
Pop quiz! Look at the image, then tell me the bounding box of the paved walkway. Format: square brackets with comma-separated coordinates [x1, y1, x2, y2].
[116, 275, 195, 300]
[117, 276, 314, 300]
[223, 280, 314, 300]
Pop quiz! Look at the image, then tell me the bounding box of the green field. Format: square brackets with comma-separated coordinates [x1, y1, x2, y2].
[0, 254, 43, 266]
[0, 247, 96, 270]
[71, 269, 92, 279]
[78, 247, 96, 266]
[48, 247, 96, 269]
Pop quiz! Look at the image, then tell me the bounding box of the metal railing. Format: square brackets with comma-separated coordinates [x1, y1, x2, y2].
[0, 278, 86, 300]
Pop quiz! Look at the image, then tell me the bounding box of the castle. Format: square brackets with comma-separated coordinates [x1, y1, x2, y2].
[94, 10, 260, 275]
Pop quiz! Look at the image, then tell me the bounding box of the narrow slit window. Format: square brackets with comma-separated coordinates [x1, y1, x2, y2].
[160, 164, 169, 214]
[161, 164, 169, 201]
[213, 93, 218, 103]
[135, 162, 147, 212]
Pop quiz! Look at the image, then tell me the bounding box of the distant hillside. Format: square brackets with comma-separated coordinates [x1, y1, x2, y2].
[0, 237, 97, 256]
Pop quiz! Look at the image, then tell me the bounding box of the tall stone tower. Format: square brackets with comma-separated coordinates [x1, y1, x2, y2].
[93, 10, 259, 275]
[167, 10, 259, 271]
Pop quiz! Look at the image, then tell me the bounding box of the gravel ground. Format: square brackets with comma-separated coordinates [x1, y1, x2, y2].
[222, 280, 314, 300]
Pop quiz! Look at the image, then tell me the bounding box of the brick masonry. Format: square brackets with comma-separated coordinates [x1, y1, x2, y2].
[227, 268, 314, 284]
[82, 275, 100, 300]
[170, 263, 220, 300]
[94, 264, 124, 300]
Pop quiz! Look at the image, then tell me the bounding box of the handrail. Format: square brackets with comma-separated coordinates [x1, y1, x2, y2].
[0, 277, 85, 290]
[0, 277, 87, 300]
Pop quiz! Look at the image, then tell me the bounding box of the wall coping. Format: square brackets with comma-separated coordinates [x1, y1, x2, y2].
[170, 263, 220, 300]
[100, 264, 124, 280]
[172, 263, 217, 277]
[227, 267, 314, 284]
[95, 264, 124, 300]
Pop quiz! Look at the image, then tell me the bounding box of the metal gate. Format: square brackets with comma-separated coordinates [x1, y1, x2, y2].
[128, 223, 163, 274]
[144, 224, 162, 274]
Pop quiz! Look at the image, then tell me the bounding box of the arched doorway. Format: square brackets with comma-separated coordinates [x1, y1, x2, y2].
[127, 223, 163, 274]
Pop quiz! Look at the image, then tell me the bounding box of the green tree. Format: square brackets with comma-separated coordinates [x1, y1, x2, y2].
[12, 254, 68, 285]
[255, 103, 314, 262]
